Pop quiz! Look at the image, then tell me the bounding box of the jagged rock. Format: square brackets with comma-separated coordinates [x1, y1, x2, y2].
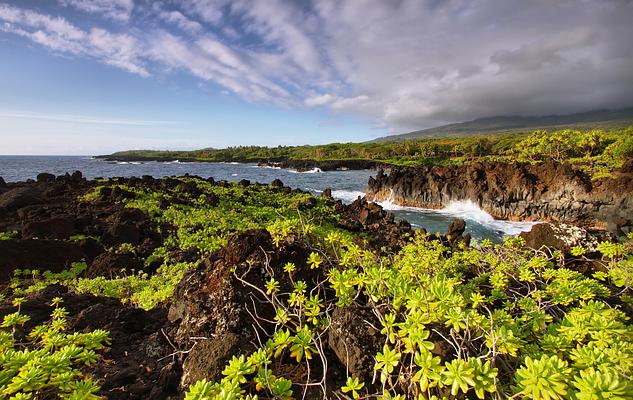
[78, 237, 106, 264]
[446, 218, 466, 238]
[180, 332, 250, 388]
[0, 186, 43, 211]
[446, 218, 471, 248]
[338, 197, 413, 250]
[322, 188, 332, 198]
[520, 223, 601, 252]
[102, 208, 149, 245]
[271, 178, 284, 188]
[367, 161, 633, 225]
[36, 172, 56, 182]
[328, 306, 381, 387]
[0, 176, 6, 188]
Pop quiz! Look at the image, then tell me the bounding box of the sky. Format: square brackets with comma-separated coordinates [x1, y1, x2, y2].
[1, 0, 632, 155]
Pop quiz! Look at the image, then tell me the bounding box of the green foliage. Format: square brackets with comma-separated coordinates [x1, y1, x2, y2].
[0, 230, 18, 240]
[341, 376, 364, 399]
[184, 225, 633, 399]
[107, 126, 633, 179]
[515, 355, 571, 400]
[0, 298, 109, 399]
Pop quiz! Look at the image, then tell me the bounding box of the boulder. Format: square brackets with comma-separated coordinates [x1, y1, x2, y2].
[520, 223, 600, 252]
[271, 178, 284, 188]
[102, 208, 149, 245]
[180, 332, 250, 388]
[328, 306, 381, 387]
[321, 188, 332, 198]
[446, 218, 466, 238]
[36, 172, 56, 182]
[0, 186, 43, 211]
[298, 196, 317, 210]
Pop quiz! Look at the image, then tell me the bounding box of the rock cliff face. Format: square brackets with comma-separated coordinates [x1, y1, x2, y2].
[366, 160, 633, 226]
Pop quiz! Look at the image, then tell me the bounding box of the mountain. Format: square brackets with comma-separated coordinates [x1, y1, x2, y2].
[372, 107, 633, 142]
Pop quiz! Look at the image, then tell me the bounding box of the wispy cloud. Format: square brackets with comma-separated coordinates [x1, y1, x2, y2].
[1, 1, 633, 131]
[58, 0, 134, 22]
[0, 111, 178, 126]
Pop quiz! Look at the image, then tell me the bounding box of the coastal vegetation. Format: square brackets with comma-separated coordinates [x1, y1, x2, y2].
[105, 126, 633, 179]
[1, 174, 632, 398]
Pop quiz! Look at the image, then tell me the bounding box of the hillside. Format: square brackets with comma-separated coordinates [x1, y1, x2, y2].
[372, 107, 633, 142]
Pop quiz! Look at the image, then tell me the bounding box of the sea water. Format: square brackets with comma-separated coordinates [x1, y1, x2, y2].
[0, 156, 535, 242]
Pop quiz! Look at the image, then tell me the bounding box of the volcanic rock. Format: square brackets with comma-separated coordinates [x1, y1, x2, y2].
[0, 239, 84, 281]
[22, 216, 76, 239]
[0, 186, 44, 211]
[520, 223, 601, 252]
[367, 161, 633, 225]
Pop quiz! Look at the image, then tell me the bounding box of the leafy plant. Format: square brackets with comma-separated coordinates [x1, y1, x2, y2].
[0, 298, 110, 399]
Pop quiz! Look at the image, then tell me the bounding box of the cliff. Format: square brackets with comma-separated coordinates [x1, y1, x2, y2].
[366, 160, 633, 226]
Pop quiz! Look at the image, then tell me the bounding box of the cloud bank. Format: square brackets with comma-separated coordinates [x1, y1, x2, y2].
[1, 0, 632, 132]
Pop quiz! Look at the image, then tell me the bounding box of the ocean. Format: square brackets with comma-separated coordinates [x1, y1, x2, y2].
[0, 156, 535, 242]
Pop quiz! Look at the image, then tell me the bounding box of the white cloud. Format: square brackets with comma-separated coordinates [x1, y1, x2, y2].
[59, 0, 134, 22]
[0, 4, 148, 76]
[2, 1, 633, 133]
[0, 110, 177, 126]
[157, 9, 203, 33]
[304, 94, 334, 107]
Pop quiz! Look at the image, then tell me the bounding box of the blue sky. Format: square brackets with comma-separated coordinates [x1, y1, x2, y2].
[1, 1, 632, 155]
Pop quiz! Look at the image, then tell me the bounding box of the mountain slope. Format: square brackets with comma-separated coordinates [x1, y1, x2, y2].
[372, 107, 633, 142]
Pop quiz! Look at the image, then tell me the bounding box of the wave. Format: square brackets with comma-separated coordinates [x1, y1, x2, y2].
[439, 200, 536, 236]
[290, 167, 322, 174]
[331, 190, 365, 203]
[254, 165, 282, 169]
[376, 196, 536, 236]
[116, 161, 141, 165]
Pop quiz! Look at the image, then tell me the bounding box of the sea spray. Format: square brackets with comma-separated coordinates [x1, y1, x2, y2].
[376, 198, 536, 237]
[331, 190, 366, 203]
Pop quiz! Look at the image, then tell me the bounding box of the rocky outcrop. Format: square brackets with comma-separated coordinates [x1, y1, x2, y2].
[335, 197, 413, 250]
[367, 160, 633, 226]
[519, 223, 606, 252]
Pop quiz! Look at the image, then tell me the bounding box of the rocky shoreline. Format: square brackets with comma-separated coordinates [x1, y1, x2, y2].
[367, 159, 633, 231]
[96, 154, 384, 172]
